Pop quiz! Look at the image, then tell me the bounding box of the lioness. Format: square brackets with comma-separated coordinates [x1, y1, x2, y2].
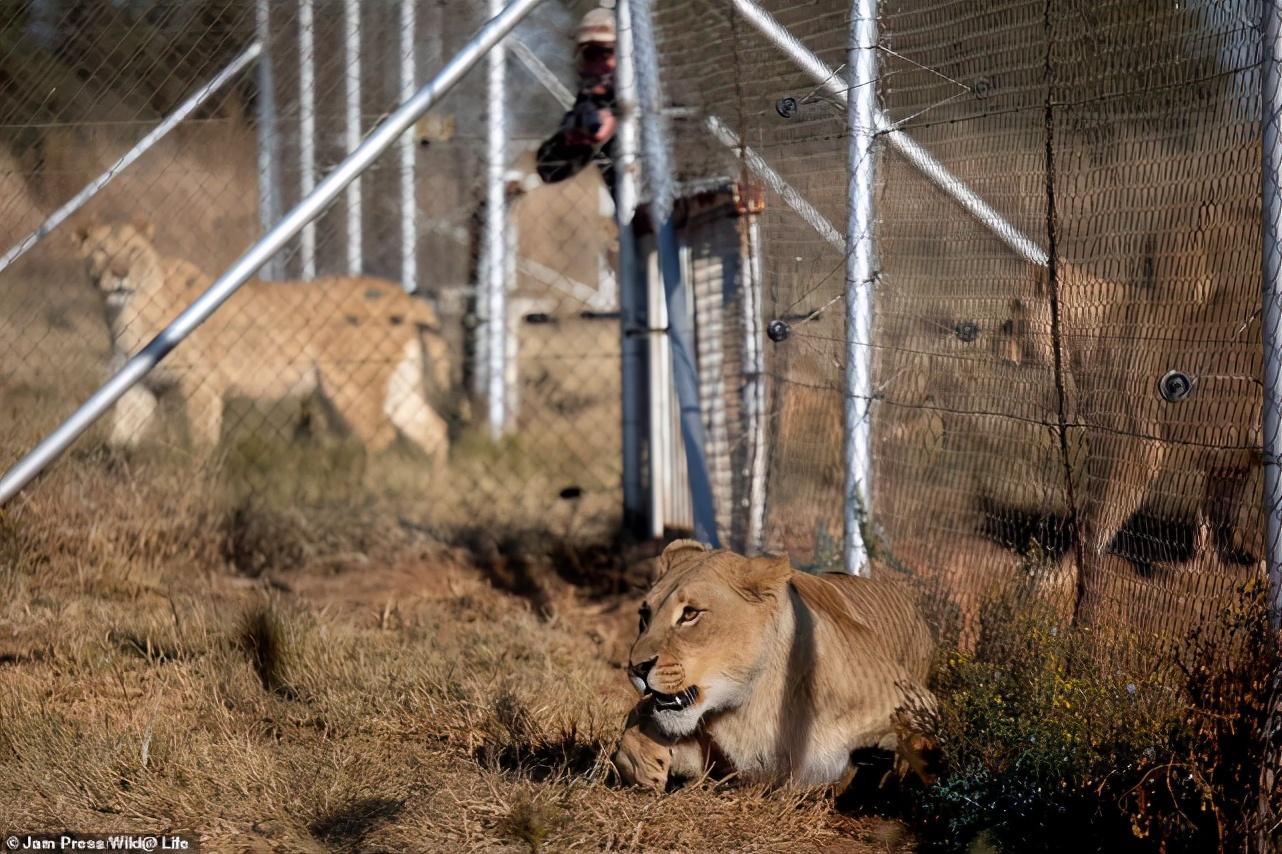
[74, 221, 450, 461]
[1003, 227, 1262, 619]
[612, 540, 937, 791]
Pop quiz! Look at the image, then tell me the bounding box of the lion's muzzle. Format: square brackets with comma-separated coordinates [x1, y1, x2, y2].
[629, 657, 699, 711]
[628, 657, 656, 694]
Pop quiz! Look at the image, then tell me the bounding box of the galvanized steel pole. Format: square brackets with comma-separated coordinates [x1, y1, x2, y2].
[728, 0, 1046, 268]
[633, 0, 720, 546]
[742, 213, 768, 554]
[255, 0, 282, 281]
[0, 0, 550, 506]
[298, 0, 317, 280]
[616, 0, 649, 535]
[483, 0, 510, 439]
[399, 0, 417, 293]
[344, 0, 363, 275]
[843, 0, 877, 575]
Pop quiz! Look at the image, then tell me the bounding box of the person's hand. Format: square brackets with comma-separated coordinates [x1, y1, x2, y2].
[565, 107, 616, 147]
[592, 107, 617, 145]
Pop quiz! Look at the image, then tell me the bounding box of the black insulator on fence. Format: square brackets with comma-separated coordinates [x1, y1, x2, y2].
[1158, 370, 1194, 402]
[767, 319, 790, 343]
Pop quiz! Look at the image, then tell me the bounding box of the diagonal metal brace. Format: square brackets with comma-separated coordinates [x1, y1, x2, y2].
[729, 0, 1048, 267]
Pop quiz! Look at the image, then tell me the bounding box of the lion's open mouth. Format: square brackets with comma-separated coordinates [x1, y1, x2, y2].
[648, 686, 698, 712]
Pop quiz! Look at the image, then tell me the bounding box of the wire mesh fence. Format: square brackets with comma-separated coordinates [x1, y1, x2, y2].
[0, 0, 1275, 653]
[650, 0, 1272, 651]
[0, 0, 1279, 843]
[649, 1, 1279, 839]
[0, 0, 625, 545]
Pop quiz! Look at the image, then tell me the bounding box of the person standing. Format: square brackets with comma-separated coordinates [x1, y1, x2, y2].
[535, 8, 619, 194]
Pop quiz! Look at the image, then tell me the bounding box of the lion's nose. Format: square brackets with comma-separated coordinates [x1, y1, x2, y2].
[629, 657, 656, 682]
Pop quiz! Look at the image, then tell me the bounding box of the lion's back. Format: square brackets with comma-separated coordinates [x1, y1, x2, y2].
[179, 271, 430, 371]
[802, 569, 934, 683]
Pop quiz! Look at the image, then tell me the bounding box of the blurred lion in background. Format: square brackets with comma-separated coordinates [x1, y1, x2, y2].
[74, 220, 451, 463]
[995, 202, 1263, 621]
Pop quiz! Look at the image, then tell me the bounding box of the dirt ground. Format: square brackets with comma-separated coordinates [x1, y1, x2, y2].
[0, 461, 913, 854]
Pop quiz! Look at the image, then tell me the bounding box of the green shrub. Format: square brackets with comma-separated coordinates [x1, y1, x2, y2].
[908, 592, 1277, 853]
[1122, 589, 1280, 852]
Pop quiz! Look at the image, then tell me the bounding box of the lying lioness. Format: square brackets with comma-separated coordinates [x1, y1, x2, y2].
[612, 540, 937, 791]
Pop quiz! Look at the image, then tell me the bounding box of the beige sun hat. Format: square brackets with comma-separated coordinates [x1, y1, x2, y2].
[576, 8, 616, 45]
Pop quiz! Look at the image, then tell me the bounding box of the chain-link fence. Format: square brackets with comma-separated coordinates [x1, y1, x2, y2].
[5, 0, 1274, 640]
[649, 0, 1279, 842]
[651, 0, 1271, 644]
[0, 0, 625, 545]
[1, 0, 1279, 843]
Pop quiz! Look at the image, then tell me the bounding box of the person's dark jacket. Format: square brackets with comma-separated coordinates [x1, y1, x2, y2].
[536, 87, 617, 196]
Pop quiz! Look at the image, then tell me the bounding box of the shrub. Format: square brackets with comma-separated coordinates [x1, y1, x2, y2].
[1122, 587, 1280, 852]
[908, 591, 1277, 853]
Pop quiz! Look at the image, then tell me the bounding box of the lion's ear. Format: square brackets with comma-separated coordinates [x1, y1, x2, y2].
[655, 539, 709, 580]
[733, 553, 793, 602]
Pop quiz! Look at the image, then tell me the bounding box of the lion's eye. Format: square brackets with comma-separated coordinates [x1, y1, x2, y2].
[638, 605, 651, 633]
[678, 606, 702, 625]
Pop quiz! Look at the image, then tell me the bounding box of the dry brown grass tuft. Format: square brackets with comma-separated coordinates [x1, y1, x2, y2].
[0, 461, 896, 852]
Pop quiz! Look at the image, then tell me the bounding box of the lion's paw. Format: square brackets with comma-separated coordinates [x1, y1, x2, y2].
[612, 724, 671, 791]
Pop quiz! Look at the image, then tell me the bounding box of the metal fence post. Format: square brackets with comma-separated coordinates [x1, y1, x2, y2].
[255, 0, 282, 281]
[1260, 1, 1282, 845]
[505, 198, 521, 425]
[0, 0, 550, 506]
[646, 241, 675, 537]
[400, 0, 417, 293]
[481, 0, 510, 440]
[616, 0, 649, 535]
[656, 220, 721, 546]
[633, 0, 720, 546]
[741, 211, 768, 554]
[1265, 0, 1282, 636]
[842, 0, 877, 575]
[298, 0, 317, 280]
[344, 0, 363, 275]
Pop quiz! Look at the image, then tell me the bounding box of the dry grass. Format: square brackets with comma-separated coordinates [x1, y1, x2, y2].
[0, 462, 903, 853]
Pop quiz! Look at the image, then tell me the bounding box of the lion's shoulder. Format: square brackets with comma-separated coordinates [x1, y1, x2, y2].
[791, 569, 933, 675]
[795, 569, 920, 621]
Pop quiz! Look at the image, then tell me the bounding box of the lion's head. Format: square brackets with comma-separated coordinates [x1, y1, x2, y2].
[627, 540, 793, 738]
[72, 220, 160, 314]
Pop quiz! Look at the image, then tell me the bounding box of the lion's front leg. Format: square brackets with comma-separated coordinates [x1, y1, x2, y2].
[613, 701, 709, 791]
[110, 382, 159, 448]
[613, 703, 673, 791]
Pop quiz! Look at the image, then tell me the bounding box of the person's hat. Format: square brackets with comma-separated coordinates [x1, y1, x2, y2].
[576, 8, 616, 46]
